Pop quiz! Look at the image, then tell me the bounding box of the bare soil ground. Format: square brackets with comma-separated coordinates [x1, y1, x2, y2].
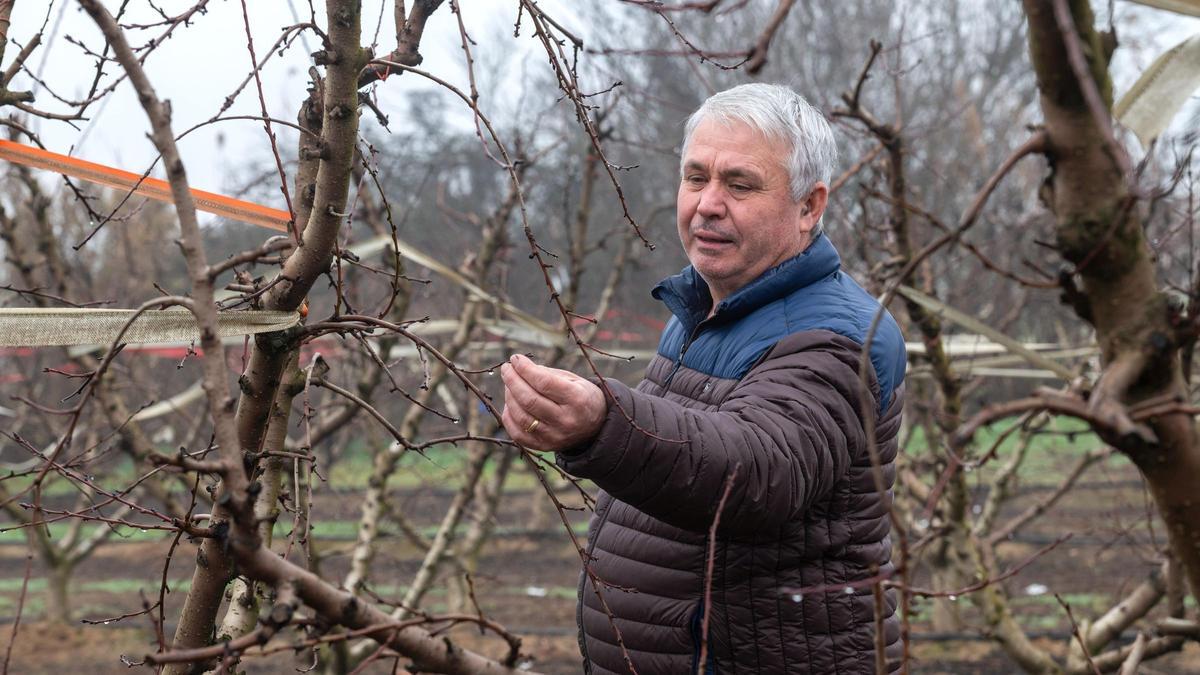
[5, 461, 1200, 674]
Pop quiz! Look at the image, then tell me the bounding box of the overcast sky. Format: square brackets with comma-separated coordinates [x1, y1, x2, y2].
[5, 1, 559, 211]
[2, 0, 1197, 225]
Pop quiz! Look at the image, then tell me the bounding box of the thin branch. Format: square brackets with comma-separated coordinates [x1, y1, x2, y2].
[744, 0, 796, 74]
[697, 463, 739, 674]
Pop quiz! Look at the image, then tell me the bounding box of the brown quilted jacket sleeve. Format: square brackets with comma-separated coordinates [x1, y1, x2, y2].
[557, 330, 876, 534]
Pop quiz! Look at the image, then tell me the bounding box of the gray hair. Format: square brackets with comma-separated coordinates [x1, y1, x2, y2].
[681, 83, 838, 228]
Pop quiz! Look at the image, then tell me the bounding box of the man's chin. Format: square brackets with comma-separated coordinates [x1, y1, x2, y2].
[689, 246, 736, 268]
[691, 260, 726, 278]
[692, 264, 739, 288]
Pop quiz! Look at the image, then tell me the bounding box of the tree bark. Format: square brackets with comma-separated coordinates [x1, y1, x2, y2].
[45, 559, 75, 625]
[213, 355, 303, 647]
[151, 0, 367, 669]
[1022, 0, 1200, 600]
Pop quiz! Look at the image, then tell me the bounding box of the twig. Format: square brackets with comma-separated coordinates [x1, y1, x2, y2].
[898, 534, 1071, 598]
[208, 238, 294, 280]
[1, 548, 33, 674]
[1056, 593, 1103, 675]
[987, 445, 1112, 546]
[697, 463, 739, 674]
[744, 0, 796, 74]
[79, 600, 163, 626]
[239, 0, 296, 230]
[829, 144, 883, 194]
[312, 377, 415, 451]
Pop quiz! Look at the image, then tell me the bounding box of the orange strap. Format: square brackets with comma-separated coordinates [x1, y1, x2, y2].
[0, 139, 291, 232]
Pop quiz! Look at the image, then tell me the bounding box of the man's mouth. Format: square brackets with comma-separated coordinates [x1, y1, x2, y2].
[694, 232, 734, 246]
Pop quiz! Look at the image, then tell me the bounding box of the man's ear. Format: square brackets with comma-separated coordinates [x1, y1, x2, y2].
[801, 182, 829, 225]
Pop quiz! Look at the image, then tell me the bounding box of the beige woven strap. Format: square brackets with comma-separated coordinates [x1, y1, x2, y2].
[1125, 0, 1200, 18]
[1114, 33, 1200, 146]
[0, 307, 300, 347]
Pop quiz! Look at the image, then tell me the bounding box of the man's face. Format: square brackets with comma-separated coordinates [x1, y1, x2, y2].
[676, 118, 825, 305]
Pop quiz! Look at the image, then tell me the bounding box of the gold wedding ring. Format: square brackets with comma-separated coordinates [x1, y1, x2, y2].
[525, 418, 541, 434]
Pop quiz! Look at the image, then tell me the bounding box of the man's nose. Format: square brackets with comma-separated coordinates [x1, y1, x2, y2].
[696, 182, 726, 220]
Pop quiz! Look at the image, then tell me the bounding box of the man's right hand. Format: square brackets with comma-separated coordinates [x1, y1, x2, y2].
[499, 354, 607, 452]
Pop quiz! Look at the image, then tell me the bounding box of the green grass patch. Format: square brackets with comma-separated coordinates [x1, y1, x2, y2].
[0, 576, 192, 595]
[2, 438, 551, 501]
[0, 594, 42, 617]
[0, 577, 48, 594]
[0, 578, 576, 621]
[80, 577, 193, 594]
[903, 415, 1131, 485]
[1, 518, 589, 546]
[328, 443, 547, 491]
[0, 523, 167, 545]
[0, 576, 192, 619]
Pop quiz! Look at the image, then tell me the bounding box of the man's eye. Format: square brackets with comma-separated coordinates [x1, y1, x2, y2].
[685, 175, 706, 185]
[730, 184, 751, 192]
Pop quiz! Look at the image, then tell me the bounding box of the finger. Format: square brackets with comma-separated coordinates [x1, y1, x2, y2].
[509, 354, 584, 405]
[504, 356, 573, 398]
[501, 382, 540, 433]
[502, 361, 562, 421]
[500, 403, 525, 441]
[502, 399, 548, 451]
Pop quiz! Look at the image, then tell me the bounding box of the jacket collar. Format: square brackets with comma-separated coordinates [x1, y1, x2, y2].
[651, 232, 841, 333]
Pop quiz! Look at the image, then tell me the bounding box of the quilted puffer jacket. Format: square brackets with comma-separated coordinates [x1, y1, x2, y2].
[557, 233, 907, 674]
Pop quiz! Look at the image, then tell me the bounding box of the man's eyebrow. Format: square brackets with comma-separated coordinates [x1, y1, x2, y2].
[681, 162, 762, 182]
[719, 167, 762, 182]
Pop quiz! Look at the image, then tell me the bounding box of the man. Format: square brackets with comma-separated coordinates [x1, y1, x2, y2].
[500, 83, 906, 674]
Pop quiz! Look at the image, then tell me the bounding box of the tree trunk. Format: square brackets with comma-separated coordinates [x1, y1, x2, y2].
[45, 560, 75, 625]
[1022, 0, 1200, 601]
[161, 1, 366, 668]
[213, 355, 301, 648]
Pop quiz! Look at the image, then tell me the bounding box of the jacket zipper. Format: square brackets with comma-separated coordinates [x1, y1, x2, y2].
[663, 322, 705, 389]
